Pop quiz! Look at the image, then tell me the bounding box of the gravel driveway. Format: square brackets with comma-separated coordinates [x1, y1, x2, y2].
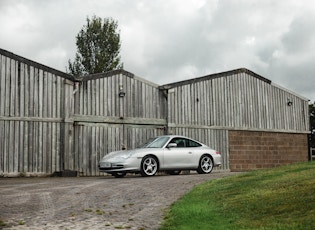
[0, 171, 238, 230]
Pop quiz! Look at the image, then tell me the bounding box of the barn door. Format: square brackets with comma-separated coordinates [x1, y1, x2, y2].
[72, 122, 124, 176]
[71, 123, 166, 176]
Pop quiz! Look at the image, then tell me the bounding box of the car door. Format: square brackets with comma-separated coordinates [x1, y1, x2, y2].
[163, 137, 196, 169]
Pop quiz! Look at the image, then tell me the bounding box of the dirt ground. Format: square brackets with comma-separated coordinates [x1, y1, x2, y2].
[0, 171, 239, 230]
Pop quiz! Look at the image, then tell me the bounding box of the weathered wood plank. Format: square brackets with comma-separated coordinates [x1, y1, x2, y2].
[99, 78, 103, 116]
[12, 62, 21, 116]
[14, 121, 19, 172]
[28, 66, 34, 116]
[105, 77, 110, 116]
[0, 55, 5, 117]
[0, 116, 63, 122]
[34, 121, 38, 172]
[41, 122, 46, 172]
[72, 114, 166, 125]
[52, 74, 57, 118]
[48, 75, 52, 117]
[5, 57, 10, 116]
[3, 121, 8, 173]
[18, 121, 24, 173]
[27, 122, 33, 172]
[33, 67, 39, 117]
[51, 122, 56, 173]
[22, 121, 28, 172]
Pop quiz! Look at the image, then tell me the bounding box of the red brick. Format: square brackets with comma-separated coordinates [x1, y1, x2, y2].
[229, 130, 308, 171]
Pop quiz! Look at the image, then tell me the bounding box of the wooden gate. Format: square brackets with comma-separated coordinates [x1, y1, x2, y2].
[71, 122, 166, 176]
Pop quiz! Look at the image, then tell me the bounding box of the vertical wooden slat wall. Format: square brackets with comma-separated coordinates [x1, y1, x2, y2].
[71, 124, 166, 176]
[73, 123, 123, 176]
[166, 73, 308, 131]
[75, 73, 165, 119]
[0, 51, 74, 176]
[0, 49, 310, 176]
[71, 73, 167, 176]
[165, 71, 309, 170]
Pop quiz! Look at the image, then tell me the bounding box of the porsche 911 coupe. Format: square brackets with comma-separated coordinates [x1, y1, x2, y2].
[98, 135, 222, 178]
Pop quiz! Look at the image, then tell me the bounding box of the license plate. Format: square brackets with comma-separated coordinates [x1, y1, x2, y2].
[101, 162, 111, 168]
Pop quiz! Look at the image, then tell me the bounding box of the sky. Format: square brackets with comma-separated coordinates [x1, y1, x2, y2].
[0, 0, 315, 102]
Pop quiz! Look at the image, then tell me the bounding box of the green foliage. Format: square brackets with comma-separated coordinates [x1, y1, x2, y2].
[0, 220, 7, 227]
[160, 162, 315, 230]
[310, 102, 315, 147]
[68, 15, 122, 76]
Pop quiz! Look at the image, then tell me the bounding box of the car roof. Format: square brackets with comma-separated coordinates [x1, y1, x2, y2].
[156, 135, 195, 139]
[153, 135, 207, 147]
[157, 135, 186, 138]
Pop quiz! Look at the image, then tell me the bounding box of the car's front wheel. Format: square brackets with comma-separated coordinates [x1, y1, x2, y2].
[140, 155, 158, 177]
[197, 155, 213, 174]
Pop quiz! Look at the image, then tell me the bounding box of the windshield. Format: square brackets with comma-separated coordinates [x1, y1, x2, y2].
[139, 136, 170, 148]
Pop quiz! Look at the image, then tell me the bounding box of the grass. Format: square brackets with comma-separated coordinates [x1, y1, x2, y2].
[95, 209, 105, 215]
[18, 220, 25, 225]
[159, 161, 315, 230]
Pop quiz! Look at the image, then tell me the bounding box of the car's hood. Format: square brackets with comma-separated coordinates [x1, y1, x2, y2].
[101, 148, 160, 161]
[102, 150, 132, 160]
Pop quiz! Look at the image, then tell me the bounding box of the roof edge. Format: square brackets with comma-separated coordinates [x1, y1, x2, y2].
[80, 69, 135, 81]
[160, 68, 272, 89]
[271, 82, 309, 101]
[1, 48, 308, 101]
[0, 48, 77, 81]
[82, 70, 160, 88]
[133, 74, 160, 87]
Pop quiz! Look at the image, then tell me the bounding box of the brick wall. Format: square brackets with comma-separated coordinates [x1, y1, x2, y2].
[229, 130, 308, 172]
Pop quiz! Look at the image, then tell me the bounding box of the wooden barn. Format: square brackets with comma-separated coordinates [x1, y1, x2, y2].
[0, 48, 310, 176]
[161, 70, 310, 171]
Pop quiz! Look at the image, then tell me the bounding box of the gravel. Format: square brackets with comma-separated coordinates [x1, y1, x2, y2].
[0, 171, 239, 230]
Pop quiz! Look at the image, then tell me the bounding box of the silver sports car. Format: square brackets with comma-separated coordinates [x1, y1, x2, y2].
[98, 135, 222, 178]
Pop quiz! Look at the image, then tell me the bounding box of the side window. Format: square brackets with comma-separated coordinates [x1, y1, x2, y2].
[170, 138, 186, 147]
[169, 138, 202, 148]
[187, 139, 202, 147]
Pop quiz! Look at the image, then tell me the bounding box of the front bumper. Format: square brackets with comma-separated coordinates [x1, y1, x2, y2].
[98, 157, 141, 173]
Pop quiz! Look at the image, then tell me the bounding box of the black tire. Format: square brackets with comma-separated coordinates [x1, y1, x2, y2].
[166, 170, 182, 175]
[197, 155, 214, 174]
[140, 155, 158, 177]
[112, 172, 127, 178]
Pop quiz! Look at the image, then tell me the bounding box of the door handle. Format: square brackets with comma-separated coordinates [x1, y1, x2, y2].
[188, 152, 192, 154]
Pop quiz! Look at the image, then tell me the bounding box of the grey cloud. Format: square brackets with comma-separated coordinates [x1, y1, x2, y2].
[0, 0, 314, 101]
[281, 13, 315, 54]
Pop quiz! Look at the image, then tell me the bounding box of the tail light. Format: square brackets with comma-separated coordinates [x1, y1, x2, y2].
[215, 151, 220, 155]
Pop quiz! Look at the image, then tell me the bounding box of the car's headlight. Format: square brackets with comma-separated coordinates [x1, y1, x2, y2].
[120, 152, 133, 159]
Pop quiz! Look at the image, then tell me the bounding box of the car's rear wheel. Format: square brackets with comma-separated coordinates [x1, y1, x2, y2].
[112, 172, 127, 178]
[197, 155, 213, 174]
[140, 155, 158, 177]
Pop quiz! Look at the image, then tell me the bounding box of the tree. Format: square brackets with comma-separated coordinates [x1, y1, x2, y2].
[68, 16, 122, 76]
[310, 102, 315, 148]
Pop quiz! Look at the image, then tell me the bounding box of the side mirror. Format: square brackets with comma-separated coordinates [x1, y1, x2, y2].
[167, 143, 177, 148]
